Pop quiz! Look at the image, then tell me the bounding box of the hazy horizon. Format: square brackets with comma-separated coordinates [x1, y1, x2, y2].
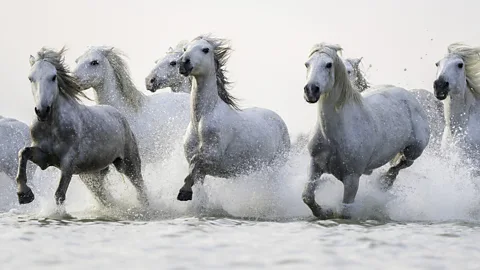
[1, 0, 479, 135]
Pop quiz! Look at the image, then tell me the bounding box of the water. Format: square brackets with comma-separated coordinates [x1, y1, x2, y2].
[1, 146, 480, 269]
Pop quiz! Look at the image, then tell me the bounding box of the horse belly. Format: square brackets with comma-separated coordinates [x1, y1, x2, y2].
[74, 135, 125, 173]
[222, 133, 279, 173]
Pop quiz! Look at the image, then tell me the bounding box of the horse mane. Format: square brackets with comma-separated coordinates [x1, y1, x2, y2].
[448, 43, 480, 96]
[309, 43, 362, 109]
[193, 35, 240, 110]
[35, 47, 87, 102]
[345, 58, 370, 92]
[166, 40, 189, 54]
[95, 47, 144, 110]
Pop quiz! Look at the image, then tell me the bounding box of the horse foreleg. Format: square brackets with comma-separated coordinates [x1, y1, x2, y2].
[302, 159, 333, 219]
[16, 147, 49, 204]
[54, 157, 75, 205]
[341, 174, 361, 219]
[177, 154, 206, 201]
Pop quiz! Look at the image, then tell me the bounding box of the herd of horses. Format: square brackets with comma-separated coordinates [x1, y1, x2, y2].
[1, 34, 480, 219]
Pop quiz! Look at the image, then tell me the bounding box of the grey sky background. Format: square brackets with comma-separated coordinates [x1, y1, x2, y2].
[1, 0, 479, 135]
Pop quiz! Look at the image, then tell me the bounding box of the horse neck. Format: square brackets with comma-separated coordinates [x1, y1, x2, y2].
[444, 86, 477, 136]
[51, 94, 79, 125]
[191, 72, 221, 122]
[171, 77, 192, 93]
[94, 67, 141, 113]
[317, 84, 361, 129]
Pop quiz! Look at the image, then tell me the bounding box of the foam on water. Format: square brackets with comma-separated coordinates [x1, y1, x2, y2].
[1, 137, 480, 223]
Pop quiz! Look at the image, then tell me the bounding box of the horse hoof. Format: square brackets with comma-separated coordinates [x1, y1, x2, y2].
[17, 189, 35, 205]
[177, 190, 193, 201]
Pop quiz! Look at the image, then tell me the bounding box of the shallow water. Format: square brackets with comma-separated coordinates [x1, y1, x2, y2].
[1, 148, 480, 269]
[1, 215, 480, 270]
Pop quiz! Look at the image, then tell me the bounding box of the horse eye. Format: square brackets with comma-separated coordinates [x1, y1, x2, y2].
[51, 75, 56, 82]
[305, 62, 309, 68]
[28, 77, 33, 82]
[202, 48, 210, 54]
[435, 62, 439, 67]
[347, 71, 351, 74]
[326, 62, 333, 69]
[169, 61, 177, 67]
[90, 60, 99, 66]
[458, 63, 464, 69]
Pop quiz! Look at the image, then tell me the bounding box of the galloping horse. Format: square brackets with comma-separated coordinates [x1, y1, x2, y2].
[17, 47, 149, 207]
[176, 35, 291, 202]
[302, 43, 430, 219]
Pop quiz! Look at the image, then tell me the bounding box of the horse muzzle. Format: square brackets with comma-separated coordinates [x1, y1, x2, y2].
[304, 83, 321, 103]
[145, 76, 160, 92]
[433, 78, 449, 100]
[35, 106, 51, 122]
[179, 59, 193, 76]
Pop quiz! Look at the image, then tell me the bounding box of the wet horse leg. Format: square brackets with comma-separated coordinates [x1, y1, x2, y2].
[80, 167, 113, 206]
[177, 154, 206, 201]
[16, 146, 49, 204]
[178, 133, 220, 202]
[341, 174, 361, 219]
[302, 159, 333, 219]
[380, 156, 413, 190]
[114, 158, 149, 207]
[381, 144, 422, 190]
[54, 156, 76, 205]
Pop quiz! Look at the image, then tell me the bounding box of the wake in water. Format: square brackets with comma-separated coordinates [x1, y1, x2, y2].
[1, 138, 480, 223]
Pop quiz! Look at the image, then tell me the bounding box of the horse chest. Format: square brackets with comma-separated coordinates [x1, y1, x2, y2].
[32, 123, 75, 157]
[309, 131, 359, 178]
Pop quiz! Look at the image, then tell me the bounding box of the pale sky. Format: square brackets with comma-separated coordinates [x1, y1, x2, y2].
[1, 0, 479, 135]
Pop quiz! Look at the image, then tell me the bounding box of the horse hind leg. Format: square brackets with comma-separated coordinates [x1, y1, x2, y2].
[380, 144, 422, 190]
[79, 167, 113, 207]
[113, 157, 149, 207]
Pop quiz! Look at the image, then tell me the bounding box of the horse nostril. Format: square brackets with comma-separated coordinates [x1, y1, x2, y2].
[312, 85, 320, 94]
[445, 81, 449, 88]
[34, 107, 39, 115]
[185, 58, 191, 64]
[45, 106, 51, 113]
[150, 77, 156, 84]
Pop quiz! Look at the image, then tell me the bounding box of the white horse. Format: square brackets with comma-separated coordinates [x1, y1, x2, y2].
[176, 35, 291, 202]
[433, 43, 480, 164]
[344, 57, 445, 148]
[302, 43, 430, 219]
[145, 41, 192, 93]
[0, 117, 35, 182]
[73, 47, 190, 165]
[17, 47, 149, 207]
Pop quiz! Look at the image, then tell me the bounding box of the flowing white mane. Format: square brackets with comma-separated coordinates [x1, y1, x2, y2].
[309, 43, 362, 109]
[95, 47, 145, 110]
[448, 43, 480, 96]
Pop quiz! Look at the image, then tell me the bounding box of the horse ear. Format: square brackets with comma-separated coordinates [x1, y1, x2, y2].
[29, 55, 35, 66]
[352, 57, 363, 67]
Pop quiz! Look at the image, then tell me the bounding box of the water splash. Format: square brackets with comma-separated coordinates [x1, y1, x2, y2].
[1, 138, 479, 223]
